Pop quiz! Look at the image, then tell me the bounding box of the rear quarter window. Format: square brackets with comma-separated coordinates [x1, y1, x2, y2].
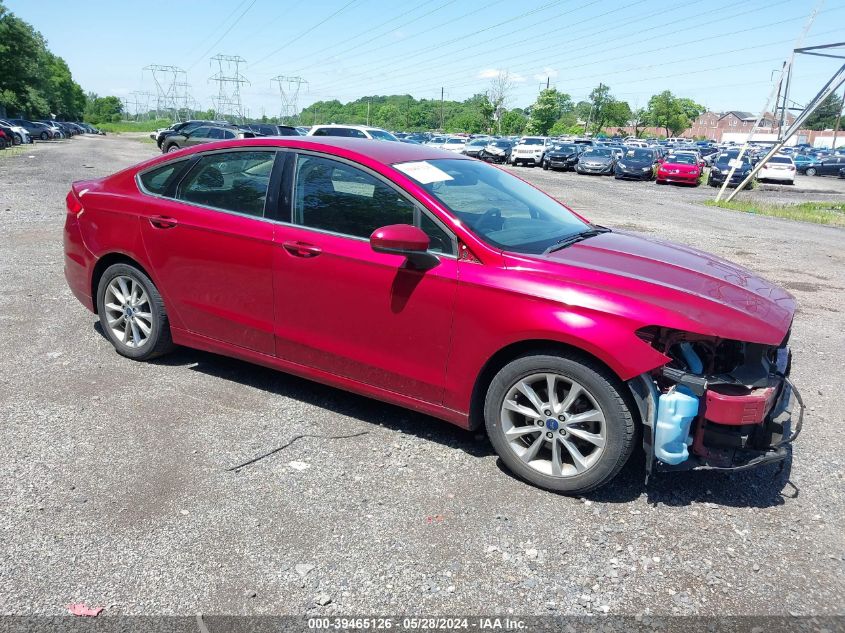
[138, 160, 187, 195]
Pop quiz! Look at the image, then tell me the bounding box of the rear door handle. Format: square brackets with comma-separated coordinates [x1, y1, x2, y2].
[282, 240, 322, 258]
[149, 215, 178, 229]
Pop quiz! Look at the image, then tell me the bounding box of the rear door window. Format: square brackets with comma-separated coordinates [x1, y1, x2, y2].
[176, 151, 276, 217]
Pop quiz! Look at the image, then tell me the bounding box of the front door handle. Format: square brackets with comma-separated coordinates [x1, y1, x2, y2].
[282, 240, 322, 258]
[149, 215, 178, 229]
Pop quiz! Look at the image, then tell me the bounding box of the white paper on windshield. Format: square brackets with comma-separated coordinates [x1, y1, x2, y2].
[394, 161, 454, 184]
[728, 158, 744, 169]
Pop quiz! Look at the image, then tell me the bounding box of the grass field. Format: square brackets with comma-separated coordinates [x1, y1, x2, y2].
[704, 199, 845, 227]
[94, 120, 171, 133]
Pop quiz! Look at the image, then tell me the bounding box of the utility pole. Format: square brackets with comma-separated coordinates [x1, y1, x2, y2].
[439, 87, 445, 130]
[546, 76, 550, 90]
[832, 84, 845, 150]
[367, 99, 370, 126]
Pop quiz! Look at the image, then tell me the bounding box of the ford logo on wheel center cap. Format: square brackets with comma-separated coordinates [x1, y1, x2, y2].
[546, 419, 559, 431]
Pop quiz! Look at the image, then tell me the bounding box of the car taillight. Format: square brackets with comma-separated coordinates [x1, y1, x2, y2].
[65, 190, 83, 216]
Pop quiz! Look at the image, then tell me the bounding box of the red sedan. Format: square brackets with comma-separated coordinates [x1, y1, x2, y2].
[656, 153, 702, 185]
[64, 138, 801, 493]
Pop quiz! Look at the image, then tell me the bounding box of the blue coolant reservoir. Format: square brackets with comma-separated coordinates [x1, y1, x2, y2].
[654, 386, 699, 465]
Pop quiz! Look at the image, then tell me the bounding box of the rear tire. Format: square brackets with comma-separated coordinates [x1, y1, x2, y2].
[805, 167, 817, 176]
[40, 131, 49, 140]
[484, 352, 636, 495]
[96, 263, 175, 361]
[166, 143, 180, 153]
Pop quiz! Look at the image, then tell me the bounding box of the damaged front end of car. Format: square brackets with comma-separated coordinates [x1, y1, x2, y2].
[629, 326, 803, 478]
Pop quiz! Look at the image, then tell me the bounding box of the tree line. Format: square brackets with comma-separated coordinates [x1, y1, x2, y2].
[0, 1, 86, 120]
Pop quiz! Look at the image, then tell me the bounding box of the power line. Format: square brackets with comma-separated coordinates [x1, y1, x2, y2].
[315, 0, 649, 97]
[181, 0, 251, 65]
[271, 0, 459, 75]
[285, 0, 514, 77]
[329, 3, 840, 103]
[250, 0, 361, 69]
[187, 0, 259, 71]
[292, 0, 575, 81]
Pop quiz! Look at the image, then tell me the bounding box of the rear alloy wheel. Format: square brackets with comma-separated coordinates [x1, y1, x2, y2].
[96, 263, 174, 361]
[805, 167, 817, 176]
[485, 353, 635, 494]
[40, 131, 49, 140]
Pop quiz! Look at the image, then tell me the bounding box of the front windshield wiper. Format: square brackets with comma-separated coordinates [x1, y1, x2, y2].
[544, 226, 611, 254]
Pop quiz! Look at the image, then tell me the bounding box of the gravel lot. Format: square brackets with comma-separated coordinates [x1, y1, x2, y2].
[1, 135, 843, 618]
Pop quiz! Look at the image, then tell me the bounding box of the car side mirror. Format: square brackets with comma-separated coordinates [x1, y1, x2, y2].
[370, 224, 438, 269]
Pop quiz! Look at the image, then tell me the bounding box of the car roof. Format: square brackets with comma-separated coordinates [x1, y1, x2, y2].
[157, 136, 473, 165]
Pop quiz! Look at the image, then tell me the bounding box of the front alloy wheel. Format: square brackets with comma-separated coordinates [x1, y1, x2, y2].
[501, 373, 607, 477]
[485, 353, 635, 494]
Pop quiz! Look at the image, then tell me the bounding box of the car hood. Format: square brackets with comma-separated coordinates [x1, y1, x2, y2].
[507, 231, 794, 345]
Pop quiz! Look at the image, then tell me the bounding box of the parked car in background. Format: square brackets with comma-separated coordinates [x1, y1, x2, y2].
[656, 153, 702, 186]
[575, 147, 616, 175]
[63, 136, 800, 494]
[510, 136, 551, 166]
[240, 123, 302, 137]
[441, 136, 468, 153]
[307, 124, 398, 141]
[38, 121, 65, 138]
[462, 137, 489, 157]
[0, 127, 8, 149]
[541, 143, 581, 171]
[614, 148, 657, 180]
[0, 122, 21, 146]
[757, 154, 796, 185]
[161, 126, 256, 153]
[477, 139, 514, 164]
[9, 118, 51, 140]
[798, 156, 845, 177]
[425, 136, 448, 149]
[154, 120, 231, 148]
[708, 152, 754, 187]
[0, 119, 32, 144]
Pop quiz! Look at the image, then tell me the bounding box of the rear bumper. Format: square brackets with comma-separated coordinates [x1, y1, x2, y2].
[63, 211, 95, 313]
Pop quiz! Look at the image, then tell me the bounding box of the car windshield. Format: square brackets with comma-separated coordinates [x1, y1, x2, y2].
[583, 148, 612, 157]
[521, 138, 545, 145]
[394, 159, 588, 254]
[554, 145, 578, 152]
[625, 149, 654, 160]
[468, 139, 488, 146]
[666, 154, 696, 165]
[367, 129, 399, 141]
[491, 140, 512, 148]
[716, 153, 751, 165]
[445, 138, 465, 144]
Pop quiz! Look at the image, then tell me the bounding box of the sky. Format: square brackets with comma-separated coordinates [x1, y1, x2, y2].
[6, 0, 844, 119]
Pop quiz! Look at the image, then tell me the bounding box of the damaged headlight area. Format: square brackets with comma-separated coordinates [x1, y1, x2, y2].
[630, 326, 803, 477]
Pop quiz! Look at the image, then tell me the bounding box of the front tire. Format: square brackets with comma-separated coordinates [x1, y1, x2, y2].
[40, 131, 49, 140]
[484, 352, 636, 494]
[96, 263, 175, 361]
[805, 167, 816, 176]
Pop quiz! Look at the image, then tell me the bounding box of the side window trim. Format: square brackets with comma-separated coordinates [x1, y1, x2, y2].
[287, 150, 457, 257]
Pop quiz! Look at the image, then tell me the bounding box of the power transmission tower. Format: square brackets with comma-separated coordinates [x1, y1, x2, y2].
[143, 65, 187, 122]
[271, 76, 308, 123]
[209, 54, 250, 123]
[132, 91, 154, 120]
